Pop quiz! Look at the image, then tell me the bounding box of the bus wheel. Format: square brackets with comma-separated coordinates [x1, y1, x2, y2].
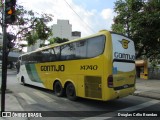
[54, 81, 64, 97]
[66, 83, 77, 101]
[21, 76, 25, 85]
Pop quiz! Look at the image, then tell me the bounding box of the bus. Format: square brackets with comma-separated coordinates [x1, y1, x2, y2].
[17, 30, 136, 101]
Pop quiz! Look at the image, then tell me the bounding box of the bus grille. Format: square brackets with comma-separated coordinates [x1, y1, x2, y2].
[84, 76, 102, 99]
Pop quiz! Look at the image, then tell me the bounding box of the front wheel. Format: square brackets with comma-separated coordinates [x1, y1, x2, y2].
[66, 83, 77, 101]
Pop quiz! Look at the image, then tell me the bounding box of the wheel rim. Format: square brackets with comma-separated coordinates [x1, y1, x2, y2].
[66, 83, 77, 100]
[55, 83, 62, 94]
[67, 84, 75, 96]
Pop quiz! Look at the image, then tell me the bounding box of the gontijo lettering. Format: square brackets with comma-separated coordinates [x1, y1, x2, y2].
[41, 65, 65, 71]
[114, 52, 135, 60]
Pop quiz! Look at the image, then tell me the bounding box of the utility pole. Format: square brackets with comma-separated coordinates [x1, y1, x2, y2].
[1, 0, 16, 116]
[1, 0, 8, 115]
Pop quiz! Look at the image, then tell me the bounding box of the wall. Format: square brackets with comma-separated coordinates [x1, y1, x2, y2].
[148, 68, 160, 79]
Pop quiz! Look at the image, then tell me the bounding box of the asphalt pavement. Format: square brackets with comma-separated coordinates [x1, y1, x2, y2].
[0, 69, 160, 118]
[134, 78, 160, 100]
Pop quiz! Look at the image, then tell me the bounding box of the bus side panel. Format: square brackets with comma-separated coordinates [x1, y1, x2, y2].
[78, 57, 104, 99]
[102, 31, 114, 101]
[18, 64, 46, 88]
[34, 56, 104, 100]
[35, 62, 60, 90]
[76, 75, 85, 97]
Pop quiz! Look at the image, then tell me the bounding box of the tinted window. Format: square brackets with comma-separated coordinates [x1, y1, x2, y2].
[41, 49, 51, 62]
[87, 36, 105, 58]
[22, 55, 29, 64]
[75, 40, 87, 59]
[30, 52, 42, 63]
[21, 35, 105, 63]
[60, 43, 76, 60]
[50, 47, 60, 61]
[59, 35, 105, 61]
[41, 47, 60, 62]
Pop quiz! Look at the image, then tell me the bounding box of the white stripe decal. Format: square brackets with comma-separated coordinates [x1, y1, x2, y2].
[18, 93, 37, 104]
[81, 100, 160, 120]
[33, 91, 54, 102]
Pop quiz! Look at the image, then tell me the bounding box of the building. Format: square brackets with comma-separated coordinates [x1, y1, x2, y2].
[51, 19, 81, 40]
[51, 20, 72, 40]
[136, 60, 148, 79]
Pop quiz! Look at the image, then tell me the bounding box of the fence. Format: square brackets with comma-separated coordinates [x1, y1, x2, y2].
[148, 68, 160, 79]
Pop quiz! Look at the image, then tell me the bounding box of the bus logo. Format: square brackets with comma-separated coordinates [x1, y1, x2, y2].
[119, 39, 130, 49]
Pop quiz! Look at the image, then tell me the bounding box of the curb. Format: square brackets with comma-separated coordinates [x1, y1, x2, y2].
[0, 89, 13, 94]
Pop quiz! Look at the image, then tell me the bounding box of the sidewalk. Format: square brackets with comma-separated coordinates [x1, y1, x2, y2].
[0, 93, 27, 119]
[134, 78, 160, 100]
[0, 69, 27, 119]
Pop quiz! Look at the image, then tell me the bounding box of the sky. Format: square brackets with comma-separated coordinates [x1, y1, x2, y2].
[17, 0, 117, 37]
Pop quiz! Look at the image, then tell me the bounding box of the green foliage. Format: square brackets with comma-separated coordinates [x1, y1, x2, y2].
[54, 37, 69, 43]
[112, 0, 160, 60]
[26, 31, 38, 46]
[48, 37, 69, 45]
[0, 4, 53, 48]
[35, 19, 52, 40]
[16, 5, 53, 45]
[48, 38, 55, 44]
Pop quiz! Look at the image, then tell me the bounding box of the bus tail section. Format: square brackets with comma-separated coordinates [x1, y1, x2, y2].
[107, 33, 136, 100]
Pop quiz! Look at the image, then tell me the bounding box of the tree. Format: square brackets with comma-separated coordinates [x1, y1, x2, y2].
[0, 3, 53, 49]
[112, 0, 160, 60]
[48, 37, 69, 44]
[16, 5, 53, 46]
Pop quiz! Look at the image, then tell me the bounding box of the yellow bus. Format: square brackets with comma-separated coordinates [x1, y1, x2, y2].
[17, 30, 136, 101]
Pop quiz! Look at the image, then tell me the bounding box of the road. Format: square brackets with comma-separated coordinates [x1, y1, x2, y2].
[2, 70, 160, 119]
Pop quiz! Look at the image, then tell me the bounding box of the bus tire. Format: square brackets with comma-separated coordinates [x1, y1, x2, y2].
[54, 81, 64, 97]
[66, 83, 77, 101]
[21, 76, 25, 85]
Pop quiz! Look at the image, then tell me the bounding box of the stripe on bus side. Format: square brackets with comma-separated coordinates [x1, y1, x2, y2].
[25, 64, 43, 83]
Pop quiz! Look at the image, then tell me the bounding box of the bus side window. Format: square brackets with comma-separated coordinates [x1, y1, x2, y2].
[50, 49, 57, 61]
[87, 36, 105, 58]
[22, 55, 29, 64]
[51, 47, 60, 61]
[41, 49, 51, 62]
[75, 40, 87, 59]
[34, 52, 42, 63]
[60, 43, 76, 61]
